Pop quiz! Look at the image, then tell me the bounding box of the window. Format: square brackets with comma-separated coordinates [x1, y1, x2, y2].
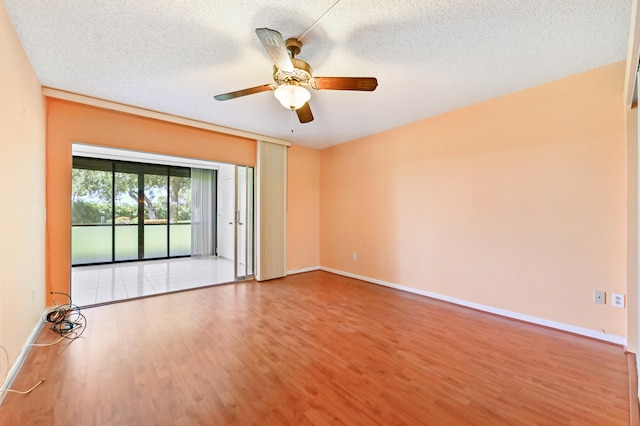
[71, 157, 196, 265]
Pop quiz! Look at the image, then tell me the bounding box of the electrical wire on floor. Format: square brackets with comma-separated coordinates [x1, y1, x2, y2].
[0, 344, 45, 395]
[0, 292, 86, 396]
[29, 335, 67, 347]
[38, 291, 87, 343]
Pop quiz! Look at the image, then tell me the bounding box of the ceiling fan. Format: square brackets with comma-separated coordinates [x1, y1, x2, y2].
[214, 28, 378, 124]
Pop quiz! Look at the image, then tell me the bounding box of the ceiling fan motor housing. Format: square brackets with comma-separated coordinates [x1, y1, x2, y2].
[273, 58, 312, 86]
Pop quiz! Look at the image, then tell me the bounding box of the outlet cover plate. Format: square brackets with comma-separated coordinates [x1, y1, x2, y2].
[594, 290, 605, 305]
[612, 293, 625, 308]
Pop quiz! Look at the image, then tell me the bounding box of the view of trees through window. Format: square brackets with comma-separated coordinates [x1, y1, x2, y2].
[72, 168, 112, 225]
[72, 171, 191, 225]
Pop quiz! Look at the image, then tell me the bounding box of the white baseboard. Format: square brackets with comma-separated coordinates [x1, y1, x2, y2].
[321, 267, 627, 346]
[0, 315, 44, 406]
[637, 356, 640, 400]
[287, 266, 321, 275]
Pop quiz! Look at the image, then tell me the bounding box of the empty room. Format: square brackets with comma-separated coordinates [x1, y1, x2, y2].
[1, 1, 639, 424]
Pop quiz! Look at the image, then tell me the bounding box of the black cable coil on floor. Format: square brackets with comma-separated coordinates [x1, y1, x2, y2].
[44, 292, 87, 340]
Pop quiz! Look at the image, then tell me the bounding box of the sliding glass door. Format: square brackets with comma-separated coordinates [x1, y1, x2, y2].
[72, 157, 193, 265]
[235, 165, 254, 279]
[72, 155, 254, 281]
[169, 173, 192, 256]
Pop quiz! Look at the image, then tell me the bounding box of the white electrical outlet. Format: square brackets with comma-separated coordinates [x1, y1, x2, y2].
[352, 252, 357, 261]
[33, 288, 36, 302]
[594, 290, 605, 305]
[612, 293, 625, 308]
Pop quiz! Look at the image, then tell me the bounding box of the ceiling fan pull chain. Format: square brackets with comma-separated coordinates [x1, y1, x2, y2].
[298, 0, 342, 41]
[290, 108, 295, 133]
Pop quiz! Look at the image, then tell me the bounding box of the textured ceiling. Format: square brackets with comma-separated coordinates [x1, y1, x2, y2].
[3, 0, 632, 149]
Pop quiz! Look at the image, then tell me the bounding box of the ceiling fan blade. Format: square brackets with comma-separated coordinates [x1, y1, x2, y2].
[296, 102, 314, 123]
[255, 28, 294, 73]
[214, 84, 275, 101]
[310, 77, 378, 91]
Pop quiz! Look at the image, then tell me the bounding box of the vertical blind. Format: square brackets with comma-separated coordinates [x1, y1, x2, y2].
[191, 168, 215, 257]
[256, 141, 287, 281]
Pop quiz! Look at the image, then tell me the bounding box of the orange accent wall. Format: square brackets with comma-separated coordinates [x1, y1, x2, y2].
[286, 145, 320, 271]
[320, 62, 627, 336]
[46, 99, 256, 303]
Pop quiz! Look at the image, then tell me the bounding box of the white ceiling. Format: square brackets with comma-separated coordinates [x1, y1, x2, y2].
[3, 0, 632, 149]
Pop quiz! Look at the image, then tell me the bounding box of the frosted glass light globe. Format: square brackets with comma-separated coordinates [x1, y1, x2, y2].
[274, 83, 311, 110]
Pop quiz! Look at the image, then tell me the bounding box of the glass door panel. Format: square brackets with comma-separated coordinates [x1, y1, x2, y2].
[114, 171, 139, 261]
[71, 168, 113, 264]
[236, 166, 246, 277]
[144, 174, 168, 259]
[246, 167, 255, 276]
[169, 174, 191, 256]
[235, 166, 254, 279]
[218, 174, 235, 260]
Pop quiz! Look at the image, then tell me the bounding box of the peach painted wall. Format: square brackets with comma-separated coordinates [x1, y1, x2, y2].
[46, 99, 256, 303]
[627, 105, 638, 352]
[0, 4, 46, 367]
[286, 145, 320, 271]
[320, 62, 627, 337]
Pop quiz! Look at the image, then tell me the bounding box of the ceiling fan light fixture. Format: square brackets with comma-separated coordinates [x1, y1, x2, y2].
[213, 27, 378, 124]
[274, 83, 310, 110]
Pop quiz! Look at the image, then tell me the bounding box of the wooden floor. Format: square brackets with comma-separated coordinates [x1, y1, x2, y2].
[0, 271, 632, 425]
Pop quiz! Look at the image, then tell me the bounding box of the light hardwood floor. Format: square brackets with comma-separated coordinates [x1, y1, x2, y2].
[0, 271, 633, 425]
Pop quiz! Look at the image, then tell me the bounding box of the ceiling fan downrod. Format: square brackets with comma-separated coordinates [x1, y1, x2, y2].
[285, 38, 302, 59]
